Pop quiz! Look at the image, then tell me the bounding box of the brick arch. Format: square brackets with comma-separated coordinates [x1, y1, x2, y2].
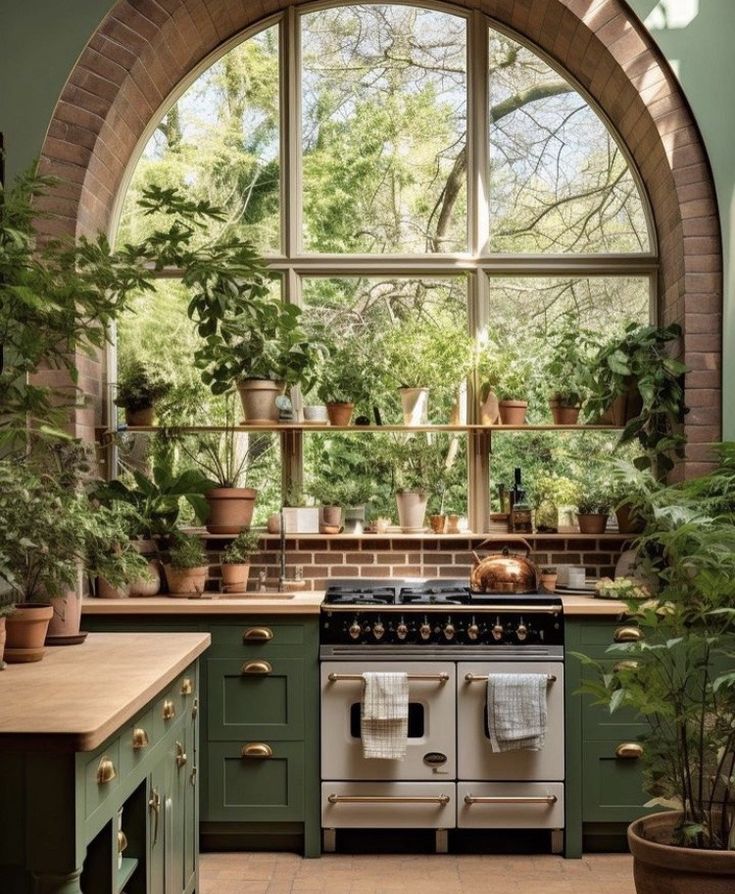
[38, 0, 721, 470]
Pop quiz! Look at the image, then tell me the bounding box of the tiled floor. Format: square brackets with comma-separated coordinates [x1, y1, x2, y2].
[199, 852, 636, 893]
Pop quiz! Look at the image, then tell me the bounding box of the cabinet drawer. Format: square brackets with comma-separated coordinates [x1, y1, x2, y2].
[582, 739, 651, 823]
[205, 741, 304, 822]
[581, 664, 647, 739]
[118, 706, 155, 777]
[151, 669, 198, 740]
[84, 739, 121, 819]
[576, 622, 643, 658]
[457, 783, 564, 829]
[209, 623, 305, 650]
[322, 782, 456, 829]
[207, 657, 304, 740]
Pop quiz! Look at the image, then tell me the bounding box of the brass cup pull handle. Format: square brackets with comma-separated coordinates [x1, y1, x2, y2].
[181, 677, 193, 696]
[132, 728, 150, 750]
[175, 741, 187, 768]
[96, 757, 117, 785]
[243, 627, 274, 643]
[162, 699, 176, 721]
[327, 794, 450, 806]
[241, 742, 273, 759]
[616, 742, 644, 759]
[117, 830, 128, 854]
[613, 660, 639, 673]
[614, 626, 643, 643]
[148, 788, 161, 846]
[464, 794, 557, 805]
[241, 660, 272, 675]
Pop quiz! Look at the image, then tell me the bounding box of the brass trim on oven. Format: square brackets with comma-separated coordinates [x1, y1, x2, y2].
[464, 794, 557, 805]
[327, 672, 450, 684]
[327, 794, 451, 805]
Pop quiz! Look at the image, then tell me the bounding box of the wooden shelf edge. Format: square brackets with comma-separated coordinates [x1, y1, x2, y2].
[183, 528, 632, 541]
[103, 423, 623, 436]
[116, 856, 138, 893]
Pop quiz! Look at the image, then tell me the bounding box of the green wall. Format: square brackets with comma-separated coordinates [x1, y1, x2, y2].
[1, 0, 732, 437]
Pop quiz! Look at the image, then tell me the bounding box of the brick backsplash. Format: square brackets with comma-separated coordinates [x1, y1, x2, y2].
[204, 535, 630, 592]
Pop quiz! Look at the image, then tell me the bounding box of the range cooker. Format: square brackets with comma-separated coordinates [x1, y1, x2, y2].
[320, 579, 565, 854]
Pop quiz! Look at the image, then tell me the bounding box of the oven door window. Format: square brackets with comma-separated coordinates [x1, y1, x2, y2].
[350, 703, 425, 738]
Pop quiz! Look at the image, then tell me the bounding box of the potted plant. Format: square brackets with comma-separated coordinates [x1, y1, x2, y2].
[220, 530, 261, 593]
[476, 337, 534, 426]
[533, 474, 581, 534]
[576, 484, 612, 534]
[114, 360, 171, 426]
[579, 451, 735, 891]
[539, 566, 558, 592]
[389, 434, 449, 533]
[164, 533, 210, 596]
[316, 343, 369, 427]
[545, 314, 596, 425]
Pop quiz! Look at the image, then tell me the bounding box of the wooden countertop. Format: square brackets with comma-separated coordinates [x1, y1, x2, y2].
[81, 592, 626, 616]
[0, 632, 210, 752]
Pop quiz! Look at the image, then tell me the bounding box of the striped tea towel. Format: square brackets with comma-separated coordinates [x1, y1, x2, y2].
[487, 673, 548, 752]
[361, 672, 409, 760]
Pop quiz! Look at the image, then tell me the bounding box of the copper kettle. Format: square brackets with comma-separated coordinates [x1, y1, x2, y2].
[470, 539, 538, 594]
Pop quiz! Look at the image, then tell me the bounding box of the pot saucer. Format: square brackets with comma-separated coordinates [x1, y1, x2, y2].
[45, 632, 88, 646]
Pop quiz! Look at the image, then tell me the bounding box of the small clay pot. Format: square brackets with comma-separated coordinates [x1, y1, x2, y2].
[616, 502, 645, 535]
[125, 406, 155, 426]
[326, 402, 355, 426]
[165, 565, 210, 596]
[445, 514, 461, 535]
[499, 399, 528, 425]
[221, 563, 251, 594]
[429, 514, 446, 534]
[205, 487, 257, 534]
[322, 506, 343, 527]
[540, 572, 558, 593]
[4, 603, 54, 663]
[549, 400, 581, 425]
[577, 513, 609, 535]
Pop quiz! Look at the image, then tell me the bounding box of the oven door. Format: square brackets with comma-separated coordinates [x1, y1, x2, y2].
[457, 661, 564, 781]
[321, 661, 456, 780]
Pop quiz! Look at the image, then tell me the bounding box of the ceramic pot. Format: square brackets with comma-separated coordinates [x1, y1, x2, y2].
[577, 513, 609, 535]
[616, 502, 645, 535]
[97, 577, 130, 598]
[628, 811, 735, 894]
[445, 513, 461, 535]
[326, 402, 354, 426]
[125, 406, 155, 426]
[549, 399, 581, 425]
[398, 387, 429, 426]
[205, 487, 257, 534]
[0, 617, 6, 665]
[480, 389, 501, 425]
[396, 491, 428, 533]
[4, 603, 54, 663]
[165, 565, 209, 596]
[128, 539, 161, 596]
[303, 405, 329, 423]
[221, 563, 251, 594]
[47, 590, 82, 638]
[237, 379, 284, 424]
[539, 572, 558, 593]
[429, 514, 446, 534]
[343, 505, 366, 534]
[322, 506, 343, 527]
[499, 399, 528, 425]
[597, 379, 643, 426]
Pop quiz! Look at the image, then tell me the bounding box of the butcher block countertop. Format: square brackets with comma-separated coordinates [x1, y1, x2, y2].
[0, 632, 210, 752]
[81, 592, 627, 616]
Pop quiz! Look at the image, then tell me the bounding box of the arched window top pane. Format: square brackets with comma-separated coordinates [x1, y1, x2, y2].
[487, 28, 651, 254]
[301, 4, 468, 254]
[117, 25, 280, 253]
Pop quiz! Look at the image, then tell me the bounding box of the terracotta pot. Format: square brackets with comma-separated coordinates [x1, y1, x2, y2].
[480, 389, 501, 425]
[237, 379, 284, 424]
[165, 565, 209, 596]
[429, 514, 446, 534]
[499, 399, 528, 425]
[125, 406, 155, 426]
[221, 563, 251, 593]
[398, 387, 429, 426]
[629, 811, 735, 894]
[577, 513, 609, 534]
[205, 487, 257, 534]
[97, 577, 130, 598]
[0, 617, 6, 665]
[597, 380, 643, 426]
[322, 506, 343, 527]
[549, 399, 581, 425]
[4, 603, 54, 663]
[47, 590, 82, 638]
[616, 502, 645, 535]
[326, 402, 355, 426]
[539, 572, 558, 593]
[396, 491, 428, 533]
[446, 514, 461, 535]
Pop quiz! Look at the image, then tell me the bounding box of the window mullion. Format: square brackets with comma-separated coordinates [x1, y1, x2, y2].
[283, 5, 302, 260]
[469, 9, 490, 258]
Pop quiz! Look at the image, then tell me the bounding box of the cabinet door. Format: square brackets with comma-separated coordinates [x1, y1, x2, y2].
[148, 760, 166, 894]
[207, 657, 304, 740]
[582, 739, 652, 823]
[183, 703, 198, 891]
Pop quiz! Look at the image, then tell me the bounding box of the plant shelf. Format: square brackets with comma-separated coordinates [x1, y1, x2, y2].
[183, 527, 632, 541]
[116, 856, 138, 893]
[106, 423, 622, 436]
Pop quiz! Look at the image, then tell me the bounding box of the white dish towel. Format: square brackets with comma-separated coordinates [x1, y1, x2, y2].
[486, 673, 548, 753]
[361, 672, 409, 760]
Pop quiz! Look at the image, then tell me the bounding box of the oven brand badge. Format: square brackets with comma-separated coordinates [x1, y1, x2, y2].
[423, 752, 448, 773]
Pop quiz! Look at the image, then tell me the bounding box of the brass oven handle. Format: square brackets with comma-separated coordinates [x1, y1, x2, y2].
[327, 794, 450, 805]
[327, 672, 449, 684]
[242, 660, 273, 675]
[243, 627, 274, 642]
[465, 673, 556, 683]
[613, 660, 639, 672]
[614, 626, 643, 642]
[615, 742, 644, 759]
[132, 728, 150, 750]
[464, 794, 557, 805]
[162, 699, 176, 721]
[181, 677, 193, 696]
[175, 741, 187, 768]
[148, 787, 161, 846]
[241, 742, 273, 759]
[96, 757, 117, 785]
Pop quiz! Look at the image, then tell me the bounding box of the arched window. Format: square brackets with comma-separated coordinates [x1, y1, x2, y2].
[114, 4, 656, 530]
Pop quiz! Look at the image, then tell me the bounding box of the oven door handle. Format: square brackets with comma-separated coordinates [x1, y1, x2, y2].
[464, 673, 556, 683]
[327, 794, 451, 806]
[327, 672, 450, 684]
[464, 794, 557, 805]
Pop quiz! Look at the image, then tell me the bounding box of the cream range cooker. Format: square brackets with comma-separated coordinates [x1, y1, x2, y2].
[319, 579, 565, 854]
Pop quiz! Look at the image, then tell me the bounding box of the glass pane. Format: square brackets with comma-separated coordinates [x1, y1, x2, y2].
[301, 5, 467, 253]
[487, 29, 650, 253]
[118, 25, 280, 253]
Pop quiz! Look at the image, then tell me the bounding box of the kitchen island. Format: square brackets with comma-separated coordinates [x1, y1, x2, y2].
[0, 632, 210, 894]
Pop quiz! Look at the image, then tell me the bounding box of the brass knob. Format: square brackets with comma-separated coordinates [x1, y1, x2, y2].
[96, 757, 117, 785]
[243, 626, 273, 642]
[492, 623, 504, 641]
[616, 742, 644, 759]
[349, 621, 361, 640]
[132, 728, 150, 750]
[613, 660, 639, 673]
[614, 626, 643, 642]
[192, 696, 199, 719]
[443, 623, 455, 641]
[162, 699, 176, 721]
[419, 622, 432, 641]
[516, 623, 528, 642]
[373, 621, 385, 640]
[467, 623, 479, 641]
[181, 677, 193, 696]
[175, 741, 187, 768]
[241, 742, 273, 759]
[117, 830, 128, 855]
[396, 622, 408, 640]
[241, 659, 272, 675]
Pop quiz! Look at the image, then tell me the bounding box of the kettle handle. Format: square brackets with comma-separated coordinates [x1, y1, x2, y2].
[474, 538, 532, 556]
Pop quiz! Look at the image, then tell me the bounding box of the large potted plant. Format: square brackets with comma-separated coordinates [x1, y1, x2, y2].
[164, 533, 210, 596]
[545, 314, 596, 425]
[576, 483, 612, 534]
[220, 530, 261, 594]
[476, 336, 534, 426]
[316, 342, 369, 427]
[114, 360, 171, 426]
[579, 451, 735, 892]
[388, 434, 450, 533]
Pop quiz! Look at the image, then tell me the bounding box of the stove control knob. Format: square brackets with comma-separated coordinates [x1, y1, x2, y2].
[396, 622, 409, 640]
[348, 621, 361, 640]
[492, 623, 504, 642]
[373, 621, 385, 641]
[419, 622, 432, 641]
[467, 623, 480, 641]
[516, 623, 528, 642]
[443, 623, 456, 641]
